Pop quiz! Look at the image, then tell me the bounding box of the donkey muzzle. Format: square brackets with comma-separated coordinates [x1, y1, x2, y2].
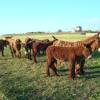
[87, 55, 92, 59]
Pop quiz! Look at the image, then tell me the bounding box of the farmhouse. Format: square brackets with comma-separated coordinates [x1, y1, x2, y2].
[73, 26, 82, 32]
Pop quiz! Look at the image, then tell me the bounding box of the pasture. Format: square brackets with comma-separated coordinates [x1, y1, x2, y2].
[0, 34, 100, 100]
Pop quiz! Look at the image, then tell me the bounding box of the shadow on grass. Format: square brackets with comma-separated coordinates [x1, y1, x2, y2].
[85, 67, 100, 79]
[57, 65, 100, 79]
[86, 65, 100, 70]
[58, 68, 68, 72]
[92, 51, 100, 58]
[86, 70, 100, 75]
[85, 74, 100, 79]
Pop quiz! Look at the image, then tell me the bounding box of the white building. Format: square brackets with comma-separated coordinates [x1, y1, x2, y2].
[74, 26, 82, 32]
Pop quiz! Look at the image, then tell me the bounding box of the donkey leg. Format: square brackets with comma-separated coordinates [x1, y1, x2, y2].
[29, 49, 32, 60]
[33, 50, 37, 63]
[80, 59, 85, 75]
[19, 51, 21, 58]
[14, 50, 18, 57]
[69, 61, 76, 80]
[10, 46, 14, 57]
[51, 65, 59, 76]
[51, 59, 59, 76]
[75, 63, 81, 77]
[16, 50, 21, 58]
[46, 59, 52, 76]
[17, 51, 21, 58]
[11, 50, 15, 57]
[46, 63, 50, 76]
[2, 50, 4, 56]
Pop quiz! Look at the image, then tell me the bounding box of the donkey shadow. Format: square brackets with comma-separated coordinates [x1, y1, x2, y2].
[56, 65, 100, 78]
[85, 65, 100, 79]
[92, 51, 100, 58]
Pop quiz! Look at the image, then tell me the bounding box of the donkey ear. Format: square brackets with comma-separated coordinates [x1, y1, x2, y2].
[84, 39, 94, 48]
[52, 35, 58, 40]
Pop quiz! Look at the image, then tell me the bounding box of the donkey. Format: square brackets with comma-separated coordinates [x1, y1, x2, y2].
[5, 37, 22, 58]
[46, 44, 92, 80]
[52, 33, 100, 75]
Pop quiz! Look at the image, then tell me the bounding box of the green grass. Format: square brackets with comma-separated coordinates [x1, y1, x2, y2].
[0, 34, 100, 100]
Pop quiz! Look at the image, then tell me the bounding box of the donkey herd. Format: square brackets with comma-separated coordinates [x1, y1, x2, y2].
[0, 33, 100, 80]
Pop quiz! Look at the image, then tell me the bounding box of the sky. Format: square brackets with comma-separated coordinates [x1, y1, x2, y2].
[0, 0, 100, 34]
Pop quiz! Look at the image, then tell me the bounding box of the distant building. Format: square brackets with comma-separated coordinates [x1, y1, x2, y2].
[74, 26, 82, 32]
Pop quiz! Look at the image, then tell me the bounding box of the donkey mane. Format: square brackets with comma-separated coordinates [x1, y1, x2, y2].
[53, 33, 99, 47]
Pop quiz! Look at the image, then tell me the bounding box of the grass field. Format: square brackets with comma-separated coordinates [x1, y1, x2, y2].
[0, 34, 100, 100]
[1, 33, 86, 41]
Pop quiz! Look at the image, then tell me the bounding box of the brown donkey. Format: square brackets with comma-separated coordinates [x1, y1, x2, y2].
[32, 39, 57, 63]
[5, 37, 21, 58]
[23, 37, 51, 60]
[46, 44, 92, 80]
[53, 33, 100, 75]
[0, 39, 8, 56]
[30, 36, 58, 63]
